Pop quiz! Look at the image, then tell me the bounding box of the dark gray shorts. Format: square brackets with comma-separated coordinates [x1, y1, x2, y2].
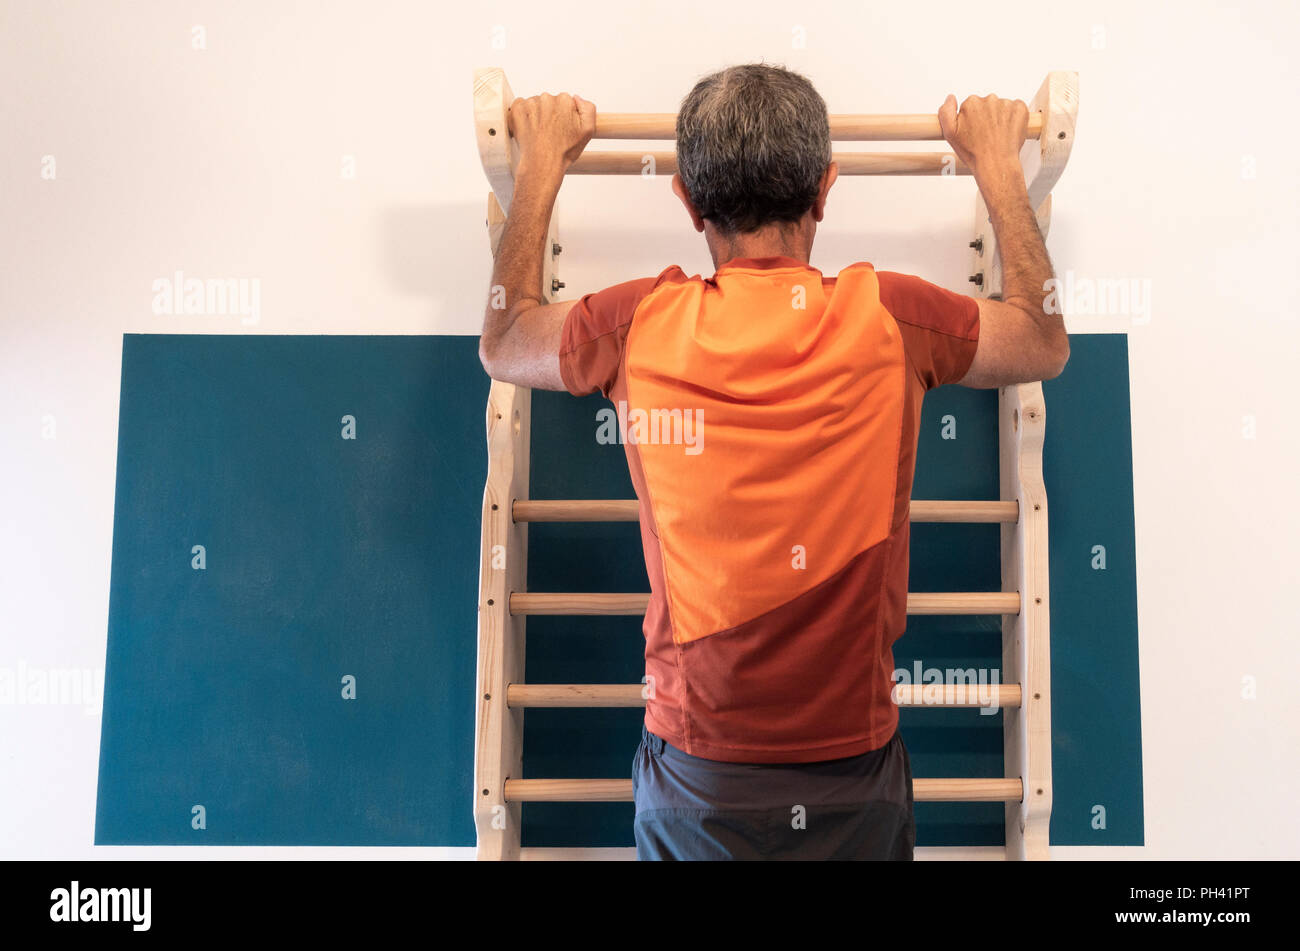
[632, 724, 915, 860]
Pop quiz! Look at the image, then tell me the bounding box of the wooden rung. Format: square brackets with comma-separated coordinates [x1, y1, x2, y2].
[509, 591, 1021, 616]
[513, 498, 1018, 523]
[508, 684, 650, 707]
[516, 499, 638, 522]
[893, 683, 1021, 706]
[568, 151, 971, 177]
[508, 683, 1021, 709]
[593, 112, 1046, 142]
[518, 845, 1006, 860]
[505, 777, 1023, 803]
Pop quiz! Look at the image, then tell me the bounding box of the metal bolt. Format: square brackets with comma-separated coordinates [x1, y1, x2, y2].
[968, 273, 984, 288]
[552, 242, 563, 256]
[969, 237, 984, 254]
[552, 277, 565, 294]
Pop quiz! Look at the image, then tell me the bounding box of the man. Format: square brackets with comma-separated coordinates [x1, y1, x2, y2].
[478, 64, 1068, 860]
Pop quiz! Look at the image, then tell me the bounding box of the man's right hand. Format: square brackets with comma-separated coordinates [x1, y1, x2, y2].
[937, 93, 1030, 181]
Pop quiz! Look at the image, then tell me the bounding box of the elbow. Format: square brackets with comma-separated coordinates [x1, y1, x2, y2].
[1040, 334, 1070, 380]
[478, 335, 497, 379]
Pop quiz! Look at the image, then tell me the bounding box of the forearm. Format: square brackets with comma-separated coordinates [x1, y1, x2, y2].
[481, 161, 564, 356]
[977, 164, 1063, 337]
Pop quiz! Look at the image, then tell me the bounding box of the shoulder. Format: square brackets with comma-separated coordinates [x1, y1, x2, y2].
[562, 265, 691, 351]
[865, 269, 981, 389]
[874, 270, 979, 341]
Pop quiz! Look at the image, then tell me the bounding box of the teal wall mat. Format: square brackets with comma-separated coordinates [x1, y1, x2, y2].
[96, 335, 487, 845]
[96, 332, 1140, 849]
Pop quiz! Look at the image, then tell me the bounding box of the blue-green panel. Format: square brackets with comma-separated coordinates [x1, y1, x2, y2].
[95, 334, 487, 845]
[1041, 334, 1143, 845]
[97, 331, 1140, 849]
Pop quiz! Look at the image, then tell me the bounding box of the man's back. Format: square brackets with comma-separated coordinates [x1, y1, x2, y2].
[559, 253, 980, 763]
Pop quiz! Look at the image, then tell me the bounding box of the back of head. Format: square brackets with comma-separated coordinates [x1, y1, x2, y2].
[675, 63, 832, 236]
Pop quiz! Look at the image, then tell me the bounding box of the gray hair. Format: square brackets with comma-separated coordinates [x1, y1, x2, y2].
[675, 63, 832, 235]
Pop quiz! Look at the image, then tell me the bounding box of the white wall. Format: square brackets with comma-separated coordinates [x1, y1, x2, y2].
[2, 0, 1296, 860]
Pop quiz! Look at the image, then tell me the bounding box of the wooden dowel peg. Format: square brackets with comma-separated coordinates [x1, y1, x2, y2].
[507, 683, 1022, 709]
[567, 150, 971, 176]
[513, 499, 1018, 523]
[509, 591, 1021, 616]
[592, 112, 1045, 142]
[504, 777, 1023, 802]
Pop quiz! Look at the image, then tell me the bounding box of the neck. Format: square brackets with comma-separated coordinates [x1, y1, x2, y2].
[706, 220, 812, 270]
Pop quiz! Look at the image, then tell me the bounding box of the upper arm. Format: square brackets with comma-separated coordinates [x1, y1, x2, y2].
[479, 271, 657, 395]
[478, 298, 573, 391]
[877, 270, 981, 390]
[543, 273, 668, 397]
[954, 297, 1070, 389]
[877, 270, 1067, 391]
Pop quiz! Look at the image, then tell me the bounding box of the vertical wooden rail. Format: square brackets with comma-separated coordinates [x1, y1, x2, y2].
[474, 377, 530, 860]
[473, 66, 561, 859]
[998, 384, 1052, 860]
[979, 71, 1074, 861]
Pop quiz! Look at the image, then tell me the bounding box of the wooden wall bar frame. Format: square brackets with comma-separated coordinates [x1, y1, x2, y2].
[471, 66, 1077, 861]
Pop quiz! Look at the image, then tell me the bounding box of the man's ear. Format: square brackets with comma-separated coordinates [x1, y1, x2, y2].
[671, 173, 706, 233]
[811, 161, 838, 223]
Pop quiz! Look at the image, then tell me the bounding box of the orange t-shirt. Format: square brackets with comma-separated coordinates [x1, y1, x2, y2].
[558, 255, 980, 763]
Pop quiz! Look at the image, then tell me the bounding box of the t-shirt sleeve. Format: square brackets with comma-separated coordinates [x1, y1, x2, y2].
[558, 271, 675, 398]
[877, 270, 981, 390]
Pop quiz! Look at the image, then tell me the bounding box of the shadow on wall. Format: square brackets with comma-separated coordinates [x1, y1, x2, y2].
[385, 194, 988, 325]
[380, 200, 501, 328]
[554, 219, 981, 288]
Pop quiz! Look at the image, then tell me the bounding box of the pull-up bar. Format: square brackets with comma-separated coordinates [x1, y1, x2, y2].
[504, 106, 1049, 177]
[477, 67, 1074, 213]
[569, 150, 972, 176]
[592, 112, 1046, 141]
